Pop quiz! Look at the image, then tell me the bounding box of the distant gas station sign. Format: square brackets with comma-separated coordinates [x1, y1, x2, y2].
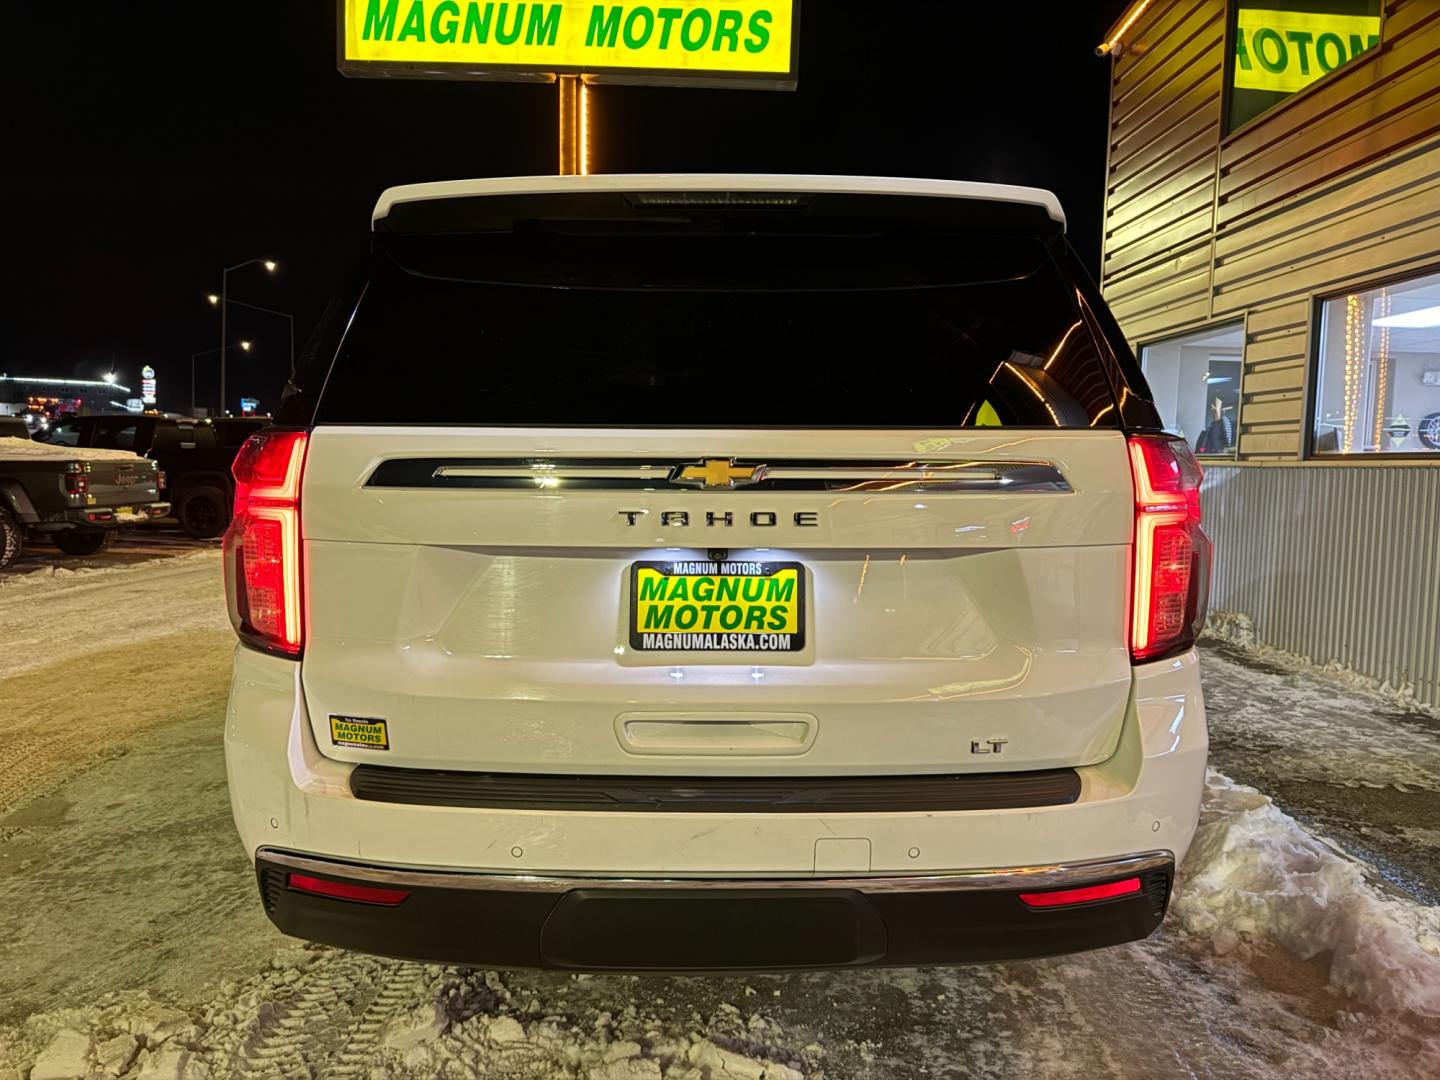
[141, 366, 157, 406]
[339, 0, 799, 88]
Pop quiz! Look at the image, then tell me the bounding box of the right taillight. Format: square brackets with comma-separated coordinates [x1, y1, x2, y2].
[1128, 435, 1211, 663]
[223, 430, 308, 658]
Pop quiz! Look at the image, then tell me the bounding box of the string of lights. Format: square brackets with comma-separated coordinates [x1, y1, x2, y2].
[1371, 289, 1391, 450]
[1342, 294, 1364, 455]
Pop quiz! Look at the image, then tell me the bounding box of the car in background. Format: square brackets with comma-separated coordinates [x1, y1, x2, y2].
[38, 414, 243, 538]
[210, 416, 271, 448]
[0, 435, 168, 568]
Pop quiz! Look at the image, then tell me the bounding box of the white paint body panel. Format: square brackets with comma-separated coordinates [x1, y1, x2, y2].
[299, 427, 1136, 774]
[225, 646, 1207, 875]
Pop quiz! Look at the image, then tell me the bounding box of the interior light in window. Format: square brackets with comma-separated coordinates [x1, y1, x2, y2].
[1372, 304, 1440, 328]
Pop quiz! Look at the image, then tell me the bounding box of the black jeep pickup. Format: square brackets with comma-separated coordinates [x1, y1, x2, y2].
[37, 414, 254, 538]
[0, 434, 169, 569]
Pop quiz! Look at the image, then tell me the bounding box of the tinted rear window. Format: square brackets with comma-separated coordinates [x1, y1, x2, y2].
[314, 230, 1117, 428]
[211, 420, 262, 447]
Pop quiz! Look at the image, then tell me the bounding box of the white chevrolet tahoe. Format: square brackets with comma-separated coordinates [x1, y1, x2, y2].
[223, 175, 1210, 971]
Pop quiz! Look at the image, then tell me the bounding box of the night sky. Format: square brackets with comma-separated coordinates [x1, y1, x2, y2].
[5, 2, 1119, 416]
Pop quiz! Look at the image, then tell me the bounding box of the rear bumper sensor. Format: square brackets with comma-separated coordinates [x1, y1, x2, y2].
[255, 849, 1173, 971]
[348, 766, 1081, 813]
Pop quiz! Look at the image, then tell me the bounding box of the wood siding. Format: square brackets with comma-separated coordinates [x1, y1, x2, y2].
[1100, 0, 1440, 461]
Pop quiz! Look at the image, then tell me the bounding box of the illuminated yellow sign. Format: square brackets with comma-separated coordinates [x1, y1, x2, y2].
[1233, 8, 1380, 94]
[340, 1, 799, 87]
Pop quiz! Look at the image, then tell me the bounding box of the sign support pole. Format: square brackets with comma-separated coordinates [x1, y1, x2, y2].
[557, 74, 587, 176]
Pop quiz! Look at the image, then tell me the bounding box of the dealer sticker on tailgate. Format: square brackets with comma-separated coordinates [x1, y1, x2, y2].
[329, 715, 389, 750]
[630, 560, 805, 652]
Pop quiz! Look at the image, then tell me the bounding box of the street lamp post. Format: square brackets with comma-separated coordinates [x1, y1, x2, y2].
[219, 259, 276, 416]
[222, 297, 294, 380]
[193, 341, 251, 417]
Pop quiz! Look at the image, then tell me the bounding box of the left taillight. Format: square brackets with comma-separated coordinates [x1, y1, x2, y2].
[64, 462, 89, 495]
[1128, 434, 1211, 663]
[223, 429, 308, 658]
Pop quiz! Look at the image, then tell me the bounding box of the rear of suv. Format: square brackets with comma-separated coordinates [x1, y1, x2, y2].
[223, 175, 1210, 971]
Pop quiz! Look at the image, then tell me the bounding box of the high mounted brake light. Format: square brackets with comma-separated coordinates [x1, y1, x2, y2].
[223, 430, 308, 657]
[1128, 435, 1211, 663]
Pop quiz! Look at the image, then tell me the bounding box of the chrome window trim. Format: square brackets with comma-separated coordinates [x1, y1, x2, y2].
[258, 848, 1171, 894]
[366, 458, 1072, 494]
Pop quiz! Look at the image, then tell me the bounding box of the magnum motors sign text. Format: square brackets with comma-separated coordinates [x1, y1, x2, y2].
[340, 0, 799, 87]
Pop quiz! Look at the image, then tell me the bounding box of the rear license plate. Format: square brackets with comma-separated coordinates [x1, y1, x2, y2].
[630, 560, 806, 652]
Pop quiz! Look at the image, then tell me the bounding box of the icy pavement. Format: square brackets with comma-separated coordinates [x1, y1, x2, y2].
[1, 564, 1439, 1077]
[0, 543, 224, 680]
[1200, 642, 1440, 905]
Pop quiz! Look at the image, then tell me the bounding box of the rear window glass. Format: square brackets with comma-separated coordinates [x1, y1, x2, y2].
[315, 234, 1117, 428]
[212, 420, 264, 447]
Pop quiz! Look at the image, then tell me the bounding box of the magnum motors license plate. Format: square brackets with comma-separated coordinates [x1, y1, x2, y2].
[630, 560, 805, 652]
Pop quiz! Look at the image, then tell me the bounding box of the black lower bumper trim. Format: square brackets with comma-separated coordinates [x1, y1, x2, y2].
[256, 854, 1172, 971]
[348, 765, 1082, 813]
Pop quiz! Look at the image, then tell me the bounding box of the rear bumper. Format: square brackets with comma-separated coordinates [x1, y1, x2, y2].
[53, 502, 169, 527]
[256, 848, 1173, 970]
[226, 648, 1206, 967]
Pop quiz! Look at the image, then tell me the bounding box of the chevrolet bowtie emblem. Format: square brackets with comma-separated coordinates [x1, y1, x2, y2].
[671, 458, 768, 489]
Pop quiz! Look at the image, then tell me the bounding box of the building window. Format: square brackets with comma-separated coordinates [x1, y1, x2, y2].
[1140, 322, 1244, 459]
[1312, 270, 1440, 456]
[1227, 1, 1381, 133]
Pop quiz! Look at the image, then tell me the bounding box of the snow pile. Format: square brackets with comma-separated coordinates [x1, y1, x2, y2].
[0, 999, 200, 1080]
[0, 435, 146, 462]
[1202, 608, 1258, 648]
[1202, 610, 1439, 717]
[1176, 771, 1440, 1019]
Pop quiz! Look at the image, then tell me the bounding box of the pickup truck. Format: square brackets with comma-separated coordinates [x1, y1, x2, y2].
[0, 435, 168, 568]
[37, 414, 252, 538]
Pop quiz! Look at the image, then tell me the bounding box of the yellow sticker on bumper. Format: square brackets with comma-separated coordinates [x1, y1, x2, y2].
[330, 715, 390, 750]
[630, 560, 805, 652]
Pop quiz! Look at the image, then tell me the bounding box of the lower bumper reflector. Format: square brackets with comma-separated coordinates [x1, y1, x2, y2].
[1018, 876, 1141, 908]
[287, 872, 410, 907]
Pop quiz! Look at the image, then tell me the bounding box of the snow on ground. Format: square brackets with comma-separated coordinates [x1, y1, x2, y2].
[0, 547, 225, 679]
[1199, 641, 1440, 906]
[0, 435, 147, 462]
[4, 565, 1440, 1076]
[3, 768, 1438, 1078]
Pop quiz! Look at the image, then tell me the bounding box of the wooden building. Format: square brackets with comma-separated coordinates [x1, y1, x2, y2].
[1097, 0, 1440, 704]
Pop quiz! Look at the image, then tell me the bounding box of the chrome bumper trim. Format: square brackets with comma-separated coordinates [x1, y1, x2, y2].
[257, 848, 1173, 895]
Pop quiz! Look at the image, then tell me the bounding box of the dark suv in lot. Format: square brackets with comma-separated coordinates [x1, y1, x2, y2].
[39, 414, 264, 537]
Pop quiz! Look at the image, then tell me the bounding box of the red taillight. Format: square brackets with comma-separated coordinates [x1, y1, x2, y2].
[1128, 435, 1211, 663]
[287, 873, 409, 907]
[65, 464, 88, 495]
[1019, 876, 1141, 908]
[223, 430, 308, 657]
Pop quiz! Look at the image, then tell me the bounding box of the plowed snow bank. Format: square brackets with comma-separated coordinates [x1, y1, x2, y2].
[1176, 771, 1440, 1018]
